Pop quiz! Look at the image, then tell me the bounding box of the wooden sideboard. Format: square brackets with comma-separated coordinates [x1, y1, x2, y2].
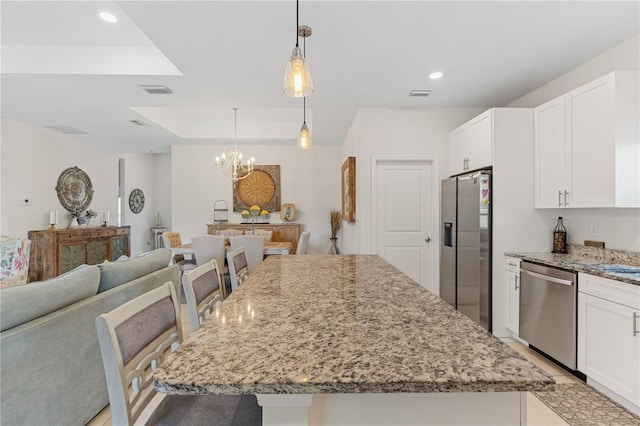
[28, 226, 131, 282]
[206, 223, 301, 254]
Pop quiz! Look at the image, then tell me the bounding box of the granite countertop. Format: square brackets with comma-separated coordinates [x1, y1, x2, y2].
[506, 245, 640, 286]
[154, 255, 554, 395]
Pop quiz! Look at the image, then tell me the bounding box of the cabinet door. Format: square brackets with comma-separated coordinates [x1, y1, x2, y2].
[466, 111, 492, 171]
[567, 76, 616, 207]
[534, 96, 566, 208]
[578, 292, 640, 407]
[450, 126, 467, 175]
[505, 269, 519, 334]
[111, 236, 130, 260]
[59, 243, 86, 274]
[86, 240, 108, 265]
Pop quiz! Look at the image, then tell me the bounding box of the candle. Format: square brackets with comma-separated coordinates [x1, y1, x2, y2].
[55, 209, 58, 224]
[49, 209, 55, 224]
[103, 210, 110, 223]
[156, 211, 160, 226]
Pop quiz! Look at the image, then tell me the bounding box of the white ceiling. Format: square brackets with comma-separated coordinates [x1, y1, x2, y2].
[1, 1, 638, 153]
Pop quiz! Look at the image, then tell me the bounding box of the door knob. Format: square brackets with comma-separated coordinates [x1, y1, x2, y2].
[425, 237, 431, 243]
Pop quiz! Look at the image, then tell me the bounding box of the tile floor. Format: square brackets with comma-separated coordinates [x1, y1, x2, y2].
[88, 311, 576, 426]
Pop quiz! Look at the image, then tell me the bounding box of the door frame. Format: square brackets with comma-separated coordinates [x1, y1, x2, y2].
[371, 156, 440, 293]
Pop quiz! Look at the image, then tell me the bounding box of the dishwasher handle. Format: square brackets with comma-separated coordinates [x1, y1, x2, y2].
[521, 269, 574, 286]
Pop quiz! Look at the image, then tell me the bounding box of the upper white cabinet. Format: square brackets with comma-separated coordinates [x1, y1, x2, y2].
[449, 108, 534, 176]
[450, 110, 493, 175]
[534, 71, 639, 208]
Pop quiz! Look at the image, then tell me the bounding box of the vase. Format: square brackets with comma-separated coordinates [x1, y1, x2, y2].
[328, 237, 340, 255]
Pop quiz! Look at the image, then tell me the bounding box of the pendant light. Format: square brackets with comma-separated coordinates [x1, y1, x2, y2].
[283, 0, 313, 97]
[297, 97, 312, 149]
[296, 25, 312, 148]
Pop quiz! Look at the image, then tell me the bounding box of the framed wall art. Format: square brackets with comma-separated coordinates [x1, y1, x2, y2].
[233, 165, 281, 212]
[341, 157, 356, 222]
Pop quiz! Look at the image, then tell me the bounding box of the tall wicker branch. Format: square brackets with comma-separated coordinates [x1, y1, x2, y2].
[330, 209, 341, 239]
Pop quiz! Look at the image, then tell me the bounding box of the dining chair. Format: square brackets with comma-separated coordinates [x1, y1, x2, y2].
[229, 236, 264, 274]
[183, 259, 224, 331]
[252, 229, 273, 242]
[296, 231, 311, 255]
[227, 247, 249, 293]
[162, 231, 195, 265]
[191, 235, 226, 270]
[218, 229, 244, 239]
[95, 282, 261, 425]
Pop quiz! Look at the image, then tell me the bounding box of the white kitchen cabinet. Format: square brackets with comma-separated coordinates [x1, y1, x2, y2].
[449, 109, 493, 175]
[505, 257, 520, 334]
[578, 272, 640, 415]
[534, 70, 639, 208]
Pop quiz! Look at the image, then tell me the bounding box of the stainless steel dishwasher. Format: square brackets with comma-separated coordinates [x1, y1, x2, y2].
[519, 261, 578, 369]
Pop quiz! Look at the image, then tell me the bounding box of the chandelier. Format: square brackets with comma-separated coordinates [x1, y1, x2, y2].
[283, 0, 313, 97]
[215, 108, 255, 182]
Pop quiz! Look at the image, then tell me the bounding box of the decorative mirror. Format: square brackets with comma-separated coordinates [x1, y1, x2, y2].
[55, 166, 94, 213]
[280, 203, 296, 222]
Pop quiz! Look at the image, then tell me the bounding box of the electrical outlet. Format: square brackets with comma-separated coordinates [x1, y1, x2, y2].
[20, 198, 30, 206]
[590, 223, 599, 237]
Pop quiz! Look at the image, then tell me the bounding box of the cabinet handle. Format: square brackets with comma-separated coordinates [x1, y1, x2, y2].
[634, 312, 639, 337]
[564, 191, 569, 207]
[558, 190, 563, 207]
[507, 262, 517, 267]
[515, 275, 519, 290]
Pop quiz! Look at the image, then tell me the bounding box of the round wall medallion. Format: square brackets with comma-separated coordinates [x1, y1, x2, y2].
[55, 166, 94, 213]
[129, 188, 145, 214]
[233, 165, 281, 212]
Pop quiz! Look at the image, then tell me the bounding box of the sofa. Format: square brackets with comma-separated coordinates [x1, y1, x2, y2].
[0, 248, 179, 426]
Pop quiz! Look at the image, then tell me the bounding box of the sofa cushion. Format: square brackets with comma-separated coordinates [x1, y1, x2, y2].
[97, 248, 171, 293]
[0, 265, 100, 331]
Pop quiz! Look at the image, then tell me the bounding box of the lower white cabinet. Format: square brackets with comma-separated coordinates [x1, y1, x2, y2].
[578, 273, 640, 415]
[505, 257, 520, 334]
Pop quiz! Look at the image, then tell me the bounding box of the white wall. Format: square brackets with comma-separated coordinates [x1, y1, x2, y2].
[341, 107, 486, 255]
[171, 144, 342, 254]
[508, 35, 640, 251]
[1, 118, 159, 256]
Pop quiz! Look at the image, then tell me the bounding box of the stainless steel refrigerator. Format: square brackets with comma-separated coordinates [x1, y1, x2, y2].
[440, 170, 492, 331]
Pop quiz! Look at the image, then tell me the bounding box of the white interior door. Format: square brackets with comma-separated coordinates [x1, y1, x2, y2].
[373, 158, 437, 293]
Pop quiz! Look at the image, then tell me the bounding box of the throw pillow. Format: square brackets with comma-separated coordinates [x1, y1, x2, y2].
[0, 237, 18, 280]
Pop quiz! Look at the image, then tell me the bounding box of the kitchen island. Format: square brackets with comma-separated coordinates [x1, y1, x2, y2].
[154, 255, 553, 425]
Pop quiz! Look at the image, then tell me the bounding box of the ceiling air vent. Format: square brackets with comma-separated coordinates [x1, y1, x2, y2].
[43, 125, 88, 134]
[409, 89, 432, 97]
[129, 120, 148, 126]
[139, 85, 173, 94]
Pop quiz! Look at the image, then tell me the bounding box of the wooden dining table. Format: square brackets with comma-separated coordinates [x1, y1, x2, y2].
[170, 241, 293, 261]
[154, 255, 553, 426]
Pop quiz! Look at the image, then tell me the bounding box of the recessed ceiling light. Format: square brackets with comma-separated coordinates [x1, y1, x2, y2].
[429, 71, 444, 80]
[99, 11, 118, 23]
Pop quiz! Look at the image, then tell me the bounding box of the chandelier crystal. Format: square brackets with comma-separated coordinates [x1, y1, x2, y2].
[215, 108, 255, 182]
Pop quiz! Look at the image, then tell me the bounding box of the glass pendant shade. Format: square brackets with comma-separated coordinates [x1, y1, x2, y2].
[297, 122, 312, 149]
[284, 46, 313, 97]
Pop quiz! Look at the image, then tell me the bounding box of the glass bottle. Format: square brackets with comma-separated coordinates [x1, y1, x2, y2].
[552, 217, 567, 254]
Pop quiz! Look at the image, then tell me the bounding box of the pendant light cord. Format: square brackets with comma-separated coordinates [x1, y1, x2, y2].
[295, 0, 300, 47]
